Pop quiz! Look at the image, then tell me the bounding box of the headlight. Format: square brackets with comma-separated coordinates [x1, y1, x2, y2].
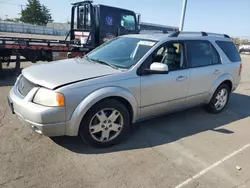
[33, 88, 65, 107]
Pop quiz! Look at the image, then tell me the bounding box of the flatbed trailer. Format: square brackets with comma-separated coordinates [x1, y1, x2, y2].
[0, 36, 87, 73]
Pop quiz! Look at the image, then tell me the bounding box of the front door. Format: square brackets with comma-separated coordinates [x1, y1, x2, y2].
[140, 41, 190, 119]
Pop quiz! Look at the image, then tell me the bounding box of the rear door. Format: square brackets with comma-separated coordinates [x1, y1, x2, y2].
[185, 40, 222, 107]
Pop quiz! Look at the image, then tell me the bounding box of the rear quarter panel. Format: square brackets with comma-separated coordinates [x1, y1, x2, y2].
[206, 40, 242, 103]
[211, 39, 241, 89]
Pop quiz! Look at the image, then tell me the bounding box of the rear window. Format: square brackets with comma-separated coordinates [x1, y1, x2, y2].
[215, 41, 241, 62]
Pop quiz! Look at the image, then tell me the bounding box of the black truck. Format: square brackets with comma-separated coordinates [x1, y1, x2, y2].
[0, 1, 174, 73]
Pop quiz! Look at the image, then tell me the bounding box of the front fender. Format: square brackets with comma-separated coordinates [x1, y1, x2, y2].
[65, 87, 139, 136]
[206, 73, 233, 103]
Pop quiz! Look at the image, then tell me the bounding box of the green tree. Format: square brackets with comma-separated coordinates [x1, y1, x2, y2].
[241, 39, 249, 45]
[20, 0, 53, 26]
[232, 37, 240, 45]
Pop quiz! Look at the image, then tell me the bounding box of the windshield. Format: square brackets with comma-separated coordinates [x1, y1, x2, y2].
[87, 37, 157, 69]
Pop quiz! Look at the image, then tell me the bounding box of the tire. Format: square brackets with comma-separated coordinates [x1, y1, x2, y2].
[67, 53, 72, 59]
[79, 99, 131, 148]
[14, 55, 21, 76]
[205, 84, 230, 114]
[0, 59, 2, 71]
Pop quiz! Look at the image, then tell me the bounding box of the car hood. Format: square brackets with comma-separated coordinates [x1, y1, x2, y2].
[22, 58, 121, 89]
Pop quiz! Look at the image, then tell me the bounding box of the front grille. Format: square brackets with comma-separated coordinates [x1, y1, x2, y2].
[17, 76, 36, 96]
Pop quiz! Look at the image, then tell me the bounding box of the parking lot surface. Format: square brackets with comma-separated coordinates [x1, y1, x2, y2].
[1, 55, 250, 188]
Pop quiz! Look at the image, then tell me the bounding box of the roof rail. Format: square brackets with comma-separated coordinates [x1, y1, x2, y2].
[201, 31, 208, 36]
[168, 31, 230, 38]
[168, 31, 180, 37]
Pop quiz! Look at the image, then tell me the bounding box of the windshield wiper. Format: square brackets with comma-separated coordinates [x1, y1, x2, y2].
[89, 58, 118, 70]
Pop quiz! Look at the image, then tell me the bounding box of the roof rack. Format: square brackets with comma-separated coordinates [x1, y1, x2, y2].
[168, 31, 230, 38]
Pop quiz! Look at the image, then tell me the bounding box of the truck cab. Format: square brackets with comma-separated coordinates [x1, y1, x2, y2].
[69, 1, 140, 52]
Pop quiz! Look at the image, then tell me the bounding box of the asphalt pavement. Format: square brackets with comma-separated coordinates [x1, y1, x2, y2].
[0, 55, 250, 188]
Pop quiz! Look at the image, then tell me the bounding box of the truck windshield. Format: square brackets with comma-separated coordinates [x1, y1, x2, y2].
[87, 37, 156, 69]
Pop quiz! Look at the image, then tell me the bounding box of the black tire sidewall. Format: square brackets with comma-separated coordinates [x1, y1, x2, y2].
[207, 84, 230, 114]
[79, 99, 131, 148]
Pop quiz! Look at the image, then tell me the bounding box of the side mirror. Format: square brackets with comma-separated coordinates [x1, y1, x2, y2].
[145, 62, 169, 74]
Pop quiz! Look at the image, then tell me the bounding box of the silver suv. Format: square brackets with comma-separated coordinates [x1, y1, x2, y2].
[8, 32, 242, 148]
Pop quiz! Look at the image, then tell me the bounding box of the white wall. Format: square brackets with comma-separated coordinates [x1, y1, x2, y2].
[0, 21, 68, 36]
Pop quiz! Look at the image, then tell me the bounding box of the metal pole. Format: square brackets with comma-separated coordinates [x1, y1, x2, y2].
[179, 0, 187, 31]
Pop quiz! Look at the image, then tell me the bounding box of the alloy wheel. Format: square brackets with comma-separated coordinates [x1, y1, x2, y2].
[89, 108, 124, 142]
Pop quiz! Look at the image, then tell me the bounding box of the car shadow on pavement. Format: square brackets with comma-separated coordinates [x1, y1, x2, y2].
[51, 92, 250, 154]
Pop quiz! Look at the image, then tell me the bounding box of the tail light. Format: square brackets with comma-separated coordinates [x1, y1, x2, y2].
[239, 64, 242, 76]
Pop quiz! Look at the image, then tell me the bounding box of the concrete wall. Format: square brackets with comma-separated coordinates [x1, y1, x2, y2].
[0, 21, 68, 36]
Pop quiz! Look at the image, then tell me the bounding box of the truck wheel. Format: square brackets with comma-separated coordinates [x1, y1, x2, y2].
[0, 59, 2, 70]
[14, 55, 21, 75]
[67, 53, 72, 59]
[205, 84, 230, 114]
[79, 99, 131, 148]
[0, 59, 2, 76]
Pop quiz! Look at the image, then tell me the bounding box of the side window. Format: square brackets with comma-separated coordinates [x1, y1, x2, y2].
[121, 14, 136, 31]
[161, 42, 185, 71]
[215, 41, 241, 62]
[156, 47, 165, 55]
[186, 41, 214, 68]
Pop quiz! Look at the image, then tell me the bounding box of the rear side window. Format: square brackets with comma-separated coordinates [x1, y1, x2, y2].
[186, 41, 220, 68]
[215, 41, 241, 62]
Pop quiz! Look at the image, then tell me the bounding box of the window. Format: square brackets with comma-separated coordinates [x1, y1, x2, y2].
[121, 14, 136, 31]
[79, 5, 91, 29]
[161, 42, 185, 71]
[186, 41, 215, 67]
[156, 47, 165, 55]
[87, 37, 156, 69]
[152, 42, 185, 71]
[215, 41, 241, 62]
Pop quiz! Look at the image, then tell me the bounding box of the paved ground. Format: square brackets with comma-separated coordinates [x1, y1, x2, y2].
[0, 55, 250, 188]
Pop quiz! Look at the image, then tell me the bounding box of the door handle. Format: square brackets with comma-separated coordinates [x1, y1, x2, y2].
[176, 76, 187, 82]
[214, 70, 221, 75]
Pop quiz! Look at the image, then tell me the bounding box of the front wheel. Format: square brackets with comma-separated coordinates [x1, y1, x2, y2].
[79, 99, 131, 148]
[205, 84, 230, 114]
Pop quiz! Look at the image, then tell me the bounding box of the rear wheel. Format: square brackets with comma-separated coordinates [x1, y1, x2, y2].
[205, 84, 230, 114]
[79, 99, 131, 148]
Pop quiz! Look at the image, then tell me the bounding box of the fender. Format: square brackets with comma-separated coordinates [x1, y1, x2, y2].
[206, 73, 233, 103]
[65, 87, 139, 136]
